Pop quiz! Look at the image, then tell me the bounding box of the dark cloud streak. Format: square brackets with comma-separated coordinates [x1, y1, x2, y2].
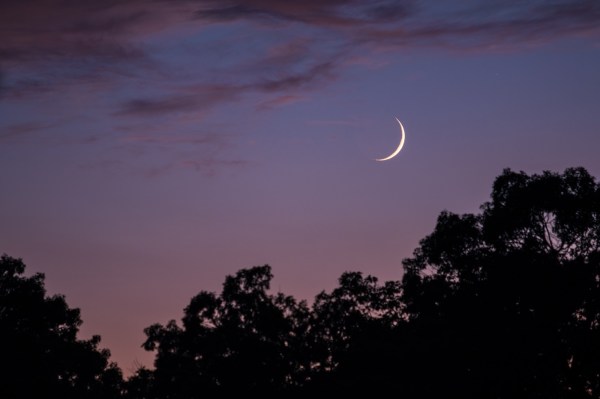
[0, 122, 53, 142]
[257, 61, 337, 92]
[3, 0, 598, 103]
[194, 0, 414, 26]
[115, 0, 600, 118]
[360, 1, 600, 49]
[116, 58, 339, 117]
[3, 0, 599, 177]
[116, 85, 242, 117]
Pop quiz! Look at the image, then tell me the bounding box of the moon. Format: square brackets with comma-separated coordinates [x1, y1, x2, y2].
[375, 118, 406, 162]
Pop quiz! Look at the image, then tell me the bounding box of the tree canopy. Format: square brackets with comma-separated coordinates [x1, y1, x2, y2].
[0, 254, 123, 399]
[134, 167, 600, 398]
[4, 167, 600, 398]
[401, 167, 600, 397]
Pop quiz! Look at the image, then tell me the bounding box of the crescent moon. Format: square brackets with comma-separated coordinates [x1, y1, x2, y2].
[375, 118, 406, 162]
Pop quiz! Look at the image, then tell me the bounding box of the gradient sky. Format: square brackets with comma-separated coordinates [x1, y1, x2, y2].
[2, 0, 600, 374]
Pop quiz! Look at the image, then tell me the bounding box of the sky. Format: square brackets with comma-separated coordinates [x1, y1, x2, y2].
[1, 0, 600, 374]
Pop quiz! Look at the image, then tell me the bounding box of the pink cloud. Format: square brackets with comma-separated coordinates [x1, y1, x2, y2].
[0, 122, 53, 142]
[3, 0, 599, 176]
[195, 0, 412, 27]
[257, 95, 306, 110]
[4, 0, 598, 105]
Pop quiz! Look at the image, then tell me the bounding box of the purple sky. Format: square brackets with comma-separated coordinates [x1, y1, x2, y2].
[2, 0, 600, 374]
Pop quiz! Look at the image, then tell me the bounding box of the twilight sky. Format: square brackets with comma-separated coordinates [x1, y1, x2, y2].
[2, 0, 600, 374]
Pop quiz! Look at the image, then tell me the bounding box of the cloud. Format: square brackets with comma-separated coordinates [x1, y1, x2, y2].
[1, 4, 150, 72]
[177, 158, 252, 177]
[257, 60, 337, 92]
[116, 57, 338, 117]
[359, 2, 600, 50]
[257, 95, 306, 110]
[79, 156, 251, 178]
[306, 119, 361, 127]
[4, 1, 598, 103]
[84, 128, 248, 177]
[193, 0, 600, 42]
[3, 1, 597, 74]
[118, 95, 205, 116]
[3, 0, 599, 175]
[133, 157, 252, 178]
[191, 0, 600, 56]
[196, 0, 600, 115]
[194, 0, 413, 27]
[255, 38, 316, 72]
[0, 122, 53, 142]
[116, 84, 243, 116]
[0, 1, 179, 100]
[119, 134, 224, 146]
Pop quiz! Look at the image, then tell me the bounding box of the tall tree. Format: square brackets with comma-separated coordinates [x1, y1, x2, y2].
[139, 265, 310, 398]
[306, 271, 403, 394]
[134, 167, 600, 397]
[0, 254, 123, 399]
[401, 167, 600, 397]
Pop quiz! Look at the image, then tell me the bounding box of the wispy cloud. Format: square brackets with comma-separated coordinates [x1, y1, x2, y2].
[78, 155, 251, 178]
[257, 60, 337, 92]
[116, 58, 337, 117]
[79, 128, 248, 177]
[116, 84, 242, 117]
[137, 157, 253, 178]
[1, 1, 171, 64]
[0, 122, 53, 142]
[194, 0, 413, 27]
[119, 133, 224, 146]
[3, 0, 599, 174]
[257, 95, 306, 110]
[359, 2, 600, 51]
[194, 0, 600, 42]
[306, 119, 362, 127]
[5, 0, 598, 103]
[177, 158, 252, 176]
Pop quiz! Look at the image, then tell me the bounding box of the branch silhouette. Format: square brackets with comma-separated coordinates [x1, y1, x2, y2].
[3, 167, 600, 398]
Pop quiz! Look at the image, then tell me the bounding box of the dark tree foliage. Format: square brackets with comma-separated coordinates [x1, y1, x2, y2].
[134, 167, 600, 398]
[9, 166, 600, 398]
[305, 271, 403, 394]
[137, 266, 311, 397]
[402, 167, 600, 397]
[125, 367, 155, 399]
[0, 254, 123, 399]
[131, 267, 402, 398]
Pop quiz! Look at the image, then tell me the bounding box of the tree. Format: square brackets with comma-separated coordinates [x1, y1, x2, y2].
[0, 254, 123, 399]
[401, 167, 600, 397]
[306, 271, 403, 394]
[124, 367, 156, 399]
[134, 266, 405, 397]
[138, 265, 311, 398]
[132, 166, 600, 397]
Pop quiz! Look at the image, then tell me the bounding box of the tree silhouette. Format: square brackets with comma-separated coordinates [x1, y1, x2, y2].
[401, 167, 600, 397]
[0, 254, 123, 399]
[124, 367, 155, 399]
[134, 167, 600, 397]
[138, 265, 311, 397]
[8, 166, 600, 398]
[133, 267, 405, 397]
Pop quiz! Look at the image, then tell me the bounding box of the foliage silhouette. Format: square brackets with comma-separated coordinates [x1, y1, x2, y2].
[4, 166, 600, 398]
[134, 167, 600, 398]
[304, 271, 403, 394]
[0, 254, 123, 399]
[401, 167, 600, 397]
[138, 265, 311, 397]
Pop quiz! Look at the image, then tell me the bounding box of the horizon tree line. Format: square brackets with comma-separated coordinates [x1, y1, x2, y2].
[2, 166, 600, 398]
